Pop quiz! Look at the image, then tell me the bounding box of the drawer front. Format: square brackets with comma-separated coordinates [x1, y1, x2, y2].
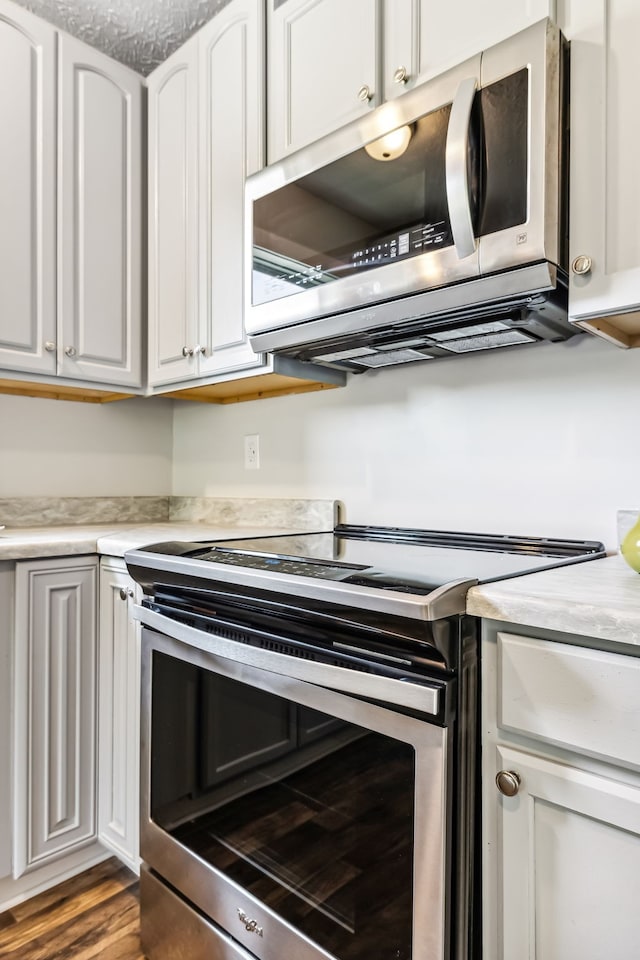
[498, 632, 640, 769]
[140, 867, 255, 960]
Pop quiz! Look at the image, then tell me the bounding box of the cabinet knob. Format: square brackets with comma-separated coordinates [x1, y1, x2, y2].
[496, 770, 521, 797]
[64, 346, 77, 358]
[195, 345, 207, 356]
[357, 84, 373, 103]
[572, 254, 592, 276]
[393, 66, 409, 85]
[119, 587, 133, 601]
[182, 346, 194, 357]
[44, 341, 56, 353]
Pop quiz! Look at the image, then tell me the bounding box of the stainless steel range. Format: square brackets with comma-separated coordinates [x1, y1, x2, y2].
[125, 525, 604, 960]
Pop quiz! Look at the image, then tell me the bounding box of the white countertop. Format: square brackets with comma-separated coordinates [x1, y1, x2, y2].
[466, 554, 640, 646]
[0, 523, 308, 561]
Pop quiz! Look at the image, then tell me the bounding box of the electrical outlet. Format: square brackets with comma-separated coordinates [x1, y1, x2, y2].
[244, 434, 260, 469]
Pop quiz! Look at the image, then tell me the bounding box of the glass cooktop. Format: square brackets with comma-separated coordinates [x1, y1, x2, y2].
[139, 524, 605, 596]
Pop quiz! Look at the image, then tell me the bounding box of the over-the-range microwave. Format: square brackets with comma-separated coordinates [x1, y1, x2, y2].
[245, 19, 574, 372]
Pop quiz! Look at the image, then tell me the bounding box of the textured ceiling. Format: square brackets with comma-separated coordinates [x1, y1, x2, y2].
[12, 0, 231, 75]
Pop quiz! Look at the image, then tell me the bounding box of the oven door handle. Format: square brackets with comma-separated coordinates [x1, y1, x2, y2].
[136, 605, 444, 718]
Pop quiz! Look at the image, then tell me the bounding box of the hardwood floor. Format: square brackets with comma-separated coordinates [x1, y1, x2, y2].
[0, 858, 145, 960]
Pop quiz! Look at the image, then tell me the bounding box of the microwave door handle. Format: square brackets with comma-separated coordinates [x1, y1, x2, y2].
[445, 76, 477, 260]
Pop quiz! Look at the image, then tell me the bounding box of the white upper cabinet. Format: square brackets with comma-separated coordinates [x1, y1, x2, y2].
[268, 0, 379, 162]
[58, 35, 143, 387]
[562, 0, 640, 347]
[198, 0, 266, 377]
[148, 0, 266, 387]
[0, 0, 143, 392]
[147, 39, 199, 385]
[384, 0, 554, 100]
[268, 0, 554, 161]
[0, 1, 56, 375]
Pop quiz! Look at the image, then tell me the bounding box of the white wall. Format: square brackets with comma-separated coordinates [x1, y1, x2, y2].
[172, 335, 640, 550]
[0, 394, 173, 497]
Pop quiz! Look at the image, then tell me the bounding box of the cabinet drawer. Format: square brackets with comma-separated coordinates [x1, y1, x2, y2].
[497, 632, 640, 769]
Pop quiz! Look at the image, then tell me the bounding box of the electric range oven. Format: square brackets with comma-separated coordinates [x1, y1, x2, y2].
[125, 525, 604, 960]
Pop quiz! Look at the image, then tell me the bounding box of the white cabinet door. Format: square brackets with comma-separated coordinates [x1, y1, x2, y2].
[494, 744, 640, 960]
[198, 0, 265, 376]
[267, 0, 380, 162]
[98, 558, 140, 872]
[0, 565, 14, 880]
[147, 38, 199, 386]
[384, 0, 554, 100]
[563, 0, 640, 344]
[58, 34, 143, 387]
[0, 0, 56, 375]
[13, 557, 98, 877]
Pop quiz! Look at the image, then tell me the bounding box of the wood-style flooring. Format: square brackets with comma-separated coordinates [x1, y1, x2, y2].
[0, 858, 144, 960]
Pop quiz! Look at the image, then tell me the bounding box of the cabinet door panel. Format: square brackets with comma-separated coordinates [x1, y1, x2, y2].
[198, 0, 265, 376]
[384, 0, 554, 99]
[0, 2, 56, 374]
[495, 745, 640, 960]
[58, 35, 142, 387]
[268, 0, 379, 161]
[98, 559, 140, 872]
[147, 44, 199, 385]
[564, 0, 640, 340]
[14, 558, 98, 876]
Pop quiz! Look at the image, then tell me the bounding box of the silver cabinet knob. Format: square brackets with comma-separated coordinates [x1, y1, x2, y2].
[195, 345, 207, 356]
[182, 346, 194, 357]
[357, 84, 373, 102]
[64, 346, 77, 358]
[393, 66, 409, 85]
[44, 341, 56, 352]
[572, 254, 592, 276]
[119, 587, 134, 601]
[496, 770, 521, 797]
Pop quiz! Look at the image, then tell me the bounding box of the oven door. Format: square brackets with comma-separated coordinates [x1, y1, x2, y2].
[140, 620, 455, 960]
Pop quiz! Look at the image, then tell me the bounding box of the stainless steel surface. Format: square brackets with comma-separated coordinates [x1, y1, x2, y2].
[140, 625, 451, 960]
[496, 769, 521, 797]
[64, 346, 76, 357]
[477, 18, 562, 276]
[136, 605, 442, 715]
[357, 83, 373, 102]
[245, 52, 482, 340]
[248, 261, 558, 355]
[445, 76, 477, 261]
[572, 254, 593, 276]
[141, 867, 256, 960]
[126, 546, 477, 621]
[245, 19, 567, 366]
[393, 65, 409, 84]
[44, 341, 56, 352]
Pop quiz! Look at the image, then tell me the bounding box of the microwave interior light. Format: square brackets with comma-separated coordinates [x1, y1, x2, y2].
[364, 124, 413, 161]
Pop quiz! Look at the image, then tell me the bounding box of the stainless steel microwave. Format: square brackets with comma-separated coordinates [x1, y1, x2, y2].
[245, 19, 574, 371]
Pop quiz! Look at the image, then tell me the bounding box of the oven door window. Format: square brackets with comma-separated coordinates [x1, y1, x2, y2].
[150, 651, 415, 960]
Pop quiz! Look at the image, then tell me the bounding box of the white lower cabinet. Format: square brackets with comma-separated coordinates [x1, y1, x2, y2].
[483, 624, 640, 959]
[494, 744, 640, 960]
[13, 556, 98, 877]
[98, 558, 141, 872]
